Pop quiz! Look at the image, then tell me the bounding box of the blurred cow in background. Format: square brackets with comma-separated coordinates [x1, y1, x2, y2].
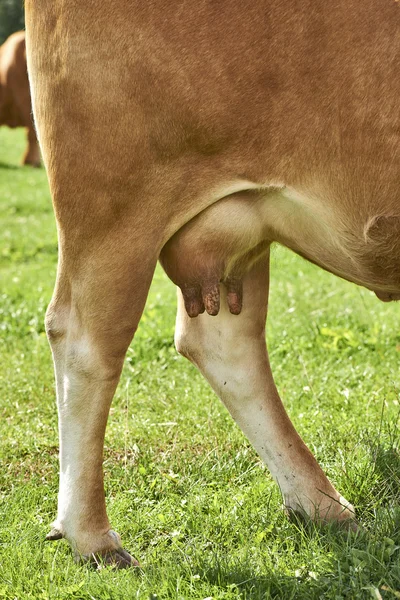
[0, 31, 40, 167]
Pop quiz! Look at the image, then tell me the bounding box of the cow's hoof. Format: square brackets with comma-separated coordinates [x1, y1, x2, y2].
[87, 548, 140, 570]
[285, 507, 360, 533]
[46, 527, 63, 540]
[336, 516, 360, 533]
[45, 526, 139, 568]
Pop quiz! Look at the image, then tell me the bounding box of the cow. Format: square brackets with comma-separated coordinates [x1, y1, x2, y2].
[0, 31, 40, 167]
[25, 0, 400, 567]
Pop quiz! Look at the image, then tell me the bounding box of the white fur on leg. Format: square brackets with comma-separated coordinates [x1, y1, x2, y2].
[175, 270, 354, 524]
[49, 335, 125, 556]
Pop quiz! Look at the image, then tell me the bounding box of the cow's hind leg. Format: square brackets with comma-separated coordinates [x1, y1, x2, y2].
[174, 250, 355, 524]
[45, 231, 157, 567]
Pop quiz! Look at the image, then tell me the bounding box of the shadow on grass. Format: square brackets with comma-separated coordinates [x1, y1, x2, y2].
[0, 160, 20, 170]
[372, 444, 400, 503]
[190, 515, 400, 600]
[197, 562, 321, 599]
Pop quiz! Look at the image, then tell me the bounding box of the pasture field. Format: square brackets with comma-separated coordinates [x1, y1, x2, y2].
[0, 127, 400, 599]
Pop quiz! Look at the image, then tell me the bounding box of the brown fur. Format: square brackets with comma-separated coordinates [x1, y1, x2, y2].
[25, 0, 400, 564]
[0, 31, 40, 167]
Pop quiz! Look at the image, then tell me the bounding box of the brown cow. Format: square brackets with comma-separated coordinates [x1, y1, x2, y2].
[0, 31, 40, 167]
[25, 0, 400, 567]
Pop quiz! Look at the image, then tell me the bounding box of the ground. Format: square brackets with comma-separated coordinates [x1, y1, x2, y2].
[0, 127, 400, 599]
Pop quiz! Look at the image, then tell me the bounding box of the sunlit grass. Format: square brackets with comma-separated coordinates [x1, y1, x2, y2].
[0, 127, 399, 598]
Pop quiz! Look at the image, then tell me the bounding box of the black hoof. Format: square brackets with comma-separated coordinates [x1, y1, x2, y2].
[89, 548, 140, 570]
[46, 527, 63, 541]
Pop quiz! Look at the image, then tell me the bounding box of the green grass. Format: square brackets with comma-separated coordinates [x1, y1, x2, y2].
[0, 126, 400, 599]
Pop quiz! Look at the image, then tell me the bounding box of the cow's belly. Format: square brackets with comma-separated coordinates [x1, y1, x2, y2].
[160, 187, 400, 314]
